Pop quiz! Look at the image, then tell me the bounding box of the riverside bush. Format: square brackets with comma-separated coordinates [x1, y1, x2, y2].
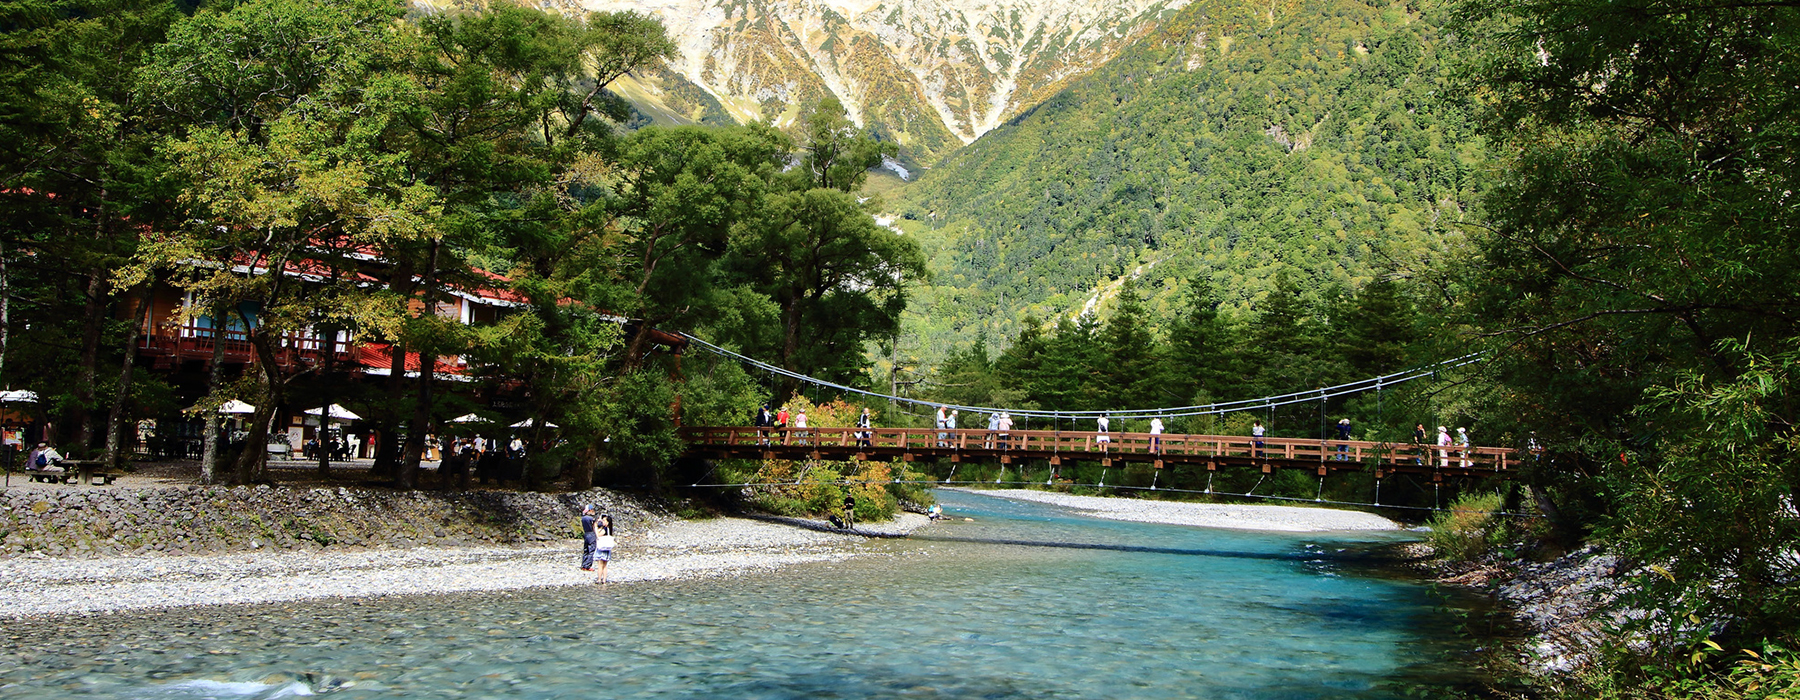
[1425, 492, 1507, 561]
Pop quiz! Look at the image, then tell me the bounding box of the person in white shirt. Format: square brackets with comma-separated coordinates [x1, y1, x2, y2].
[935, 406, 948, 447]
[794, 409, 809, 445]
[1096, 414, 1111, 451]
[1457, 427, 1472, 467]
[997, 412, 1013, 450]
[1252, 420, 1265, 458]
[1149, 417, 1164, 453]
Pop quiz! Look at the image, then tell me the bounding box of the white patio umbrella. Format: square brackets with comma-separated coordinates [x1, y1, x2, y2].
[448, 413, 487, 423]
[509, 418, 558, 429]
[304, 404, 362, 422]
[0, 390, 39, 403]
[217, 399, 258, 414]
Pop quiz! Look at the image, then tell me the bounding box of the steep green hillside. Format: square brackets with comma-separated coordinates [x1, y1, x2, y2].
[892, 0, 1484, 357]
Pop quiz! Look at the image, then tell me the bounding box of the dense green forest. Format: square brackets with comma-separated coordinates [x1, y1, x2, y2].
[0, 0, 918, 493]
[890, 0, 1482, 359]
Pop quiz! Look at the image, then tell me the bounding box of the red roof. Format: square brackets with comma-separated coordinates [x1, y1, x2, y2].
[356, 342, 468, 375]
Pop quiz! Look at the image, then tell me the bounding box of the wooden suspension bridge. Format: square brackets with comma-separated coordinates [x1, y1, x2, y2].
[678, 426, 1520, 482]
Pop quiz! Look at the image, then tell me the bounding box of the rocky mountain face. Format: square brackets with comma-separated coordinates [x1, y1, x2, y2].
[580, 0, 1189, 165]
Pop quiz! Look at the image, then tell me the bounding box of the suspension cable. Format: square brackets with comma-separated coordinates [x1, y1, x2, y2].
[681, 331, 1485, 420]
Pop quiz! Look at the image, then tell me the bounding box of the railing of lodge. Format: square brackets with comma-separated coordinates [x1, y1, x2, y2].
[139, 325, 354, 368]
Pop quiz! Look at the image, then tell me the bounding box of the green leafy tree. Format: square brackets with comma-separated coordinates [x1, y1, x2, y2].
[0, 0, 181, 455]
[1453, 0, 1800, 669]
[727, 99, 926, 394]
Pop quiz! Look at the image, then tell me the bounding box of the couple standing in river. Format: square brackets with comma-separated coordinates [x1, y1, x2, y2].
[580, 506, 615, 584]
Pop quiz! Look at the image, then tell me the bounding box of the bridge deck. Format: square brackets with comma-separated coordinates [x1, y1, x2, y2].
[679, 426, 1515, 480]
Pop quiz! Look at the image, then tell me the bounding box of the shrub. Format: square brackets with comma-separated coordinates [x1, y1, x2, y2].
[1425, 491, 1507, 561]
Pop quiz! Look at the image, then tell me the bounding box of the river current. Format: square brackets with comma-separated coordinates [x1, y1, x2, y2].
[2, 490, 1492, 699]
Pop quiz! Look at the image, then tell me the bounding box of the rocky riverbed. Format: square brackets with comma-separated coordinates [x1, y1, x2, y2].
[0, 514, 929, 619]
[0, 482, 932, 619]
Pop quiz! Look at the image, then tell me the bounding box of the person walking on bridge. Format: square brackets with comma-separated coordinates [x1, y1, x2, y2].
[1457, 427, 1472, 467]
[997, 412, 1013, 450]
[1252, 420, 1265, 458]
[776, 405, 790, 444]
[1436, 426, 1453, 467]
[935, 406, 948, 447]
[946, 409, 959, 448]
[1413, 424, 1427, 465]
[1336, 419, 1352, 460]
[755, 404, 774, 445]
[1149, 417, 1164, 453]
[1096, 414, 1111, 452]
[856, 407, 873, 448]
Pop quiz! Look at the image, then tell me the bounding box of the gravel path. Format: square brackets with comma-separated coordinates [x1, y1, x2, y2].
[0, 515, 930, 620]
[956, 488, 1401, 532]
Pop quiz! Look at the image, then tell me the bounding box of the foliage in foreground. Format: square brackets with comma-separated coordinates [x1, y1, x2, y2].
[734, 398, 932, 521]
[1544, 642, 1800, 700]
[1423, 492, 1509, 562]
[1448, 0, 1800, 689]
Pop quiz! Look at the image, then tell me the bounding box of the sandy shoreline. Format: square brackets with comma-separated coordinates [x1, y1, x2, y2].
[0, 514, 929, 620]
[952, 488, 1403, 532]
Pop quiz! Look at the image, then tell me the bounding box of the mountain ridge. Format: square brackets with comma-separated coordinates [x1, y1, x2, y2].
[577, 0, 1189, 164]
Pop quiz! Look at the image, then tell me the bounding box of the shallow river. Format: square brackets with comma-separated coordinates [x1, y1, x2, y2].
[2, 490, 1493, 699]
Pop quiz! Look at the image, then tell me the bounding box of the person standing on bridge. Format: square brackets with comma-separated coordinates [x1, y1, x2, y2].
[1252, 420, 1265, 458]
[1096, 414, 1111, 452]
[997, 412, 1013, 450]
[1413, 424, 1427, 465]
[946, 409, 959, 448]
[986, 411, 1000, 449]
[1458, 427, 1472, 467]
[1437, 426, 1453, 467]
[935, 406, 948, 447]
[794, 408, 809, 445]
[1149, 416, 1164, 453]
[776, 405, 790, 444]
[755, 404, 773, 445]
[856, 407, 873, 448]
[1336, 419, 1352, 461]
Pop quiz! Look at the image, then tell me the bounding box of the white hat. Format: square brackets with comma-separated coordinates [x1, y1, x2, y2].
[1438, 426, 1447, 432]
[1458, 427, 1466, 433]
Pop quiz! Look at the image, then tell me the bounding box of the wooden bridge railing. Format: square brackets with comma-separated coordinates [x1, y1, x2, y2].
[678, 426, 1517, 478]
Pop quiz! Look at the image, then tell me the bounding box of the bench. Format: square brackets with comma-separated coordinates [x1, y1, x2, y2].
[58, 460, 118, 486]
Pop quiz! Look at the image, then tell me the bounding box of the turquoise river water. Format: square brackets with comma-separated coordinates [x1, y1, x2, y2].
[1, 490, 1497, 699]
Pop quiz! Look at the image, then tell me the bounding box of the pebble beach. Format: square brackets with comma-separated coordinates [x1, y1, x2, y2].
[0, 514, 930, 620]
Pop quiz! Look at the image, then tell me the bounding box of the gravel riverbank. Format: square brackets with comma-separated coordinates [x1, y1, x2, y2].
[954, 488, 1403, 532]
[0, 513, 932, 619]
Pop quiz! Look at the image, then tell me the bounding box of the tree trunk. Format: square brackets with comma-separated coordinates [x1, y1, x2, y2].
[370, 340, 407, 477]
[199, 302, 228, 485]
[102, 283, 155, 469]
[571, 449, 592, 490]
[0, 240, 10, 383]
[233, 320, 287, 485]
[317, 324, 337, 477]
[73, 271, 109, 453]
[398, 240, 441, 490]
